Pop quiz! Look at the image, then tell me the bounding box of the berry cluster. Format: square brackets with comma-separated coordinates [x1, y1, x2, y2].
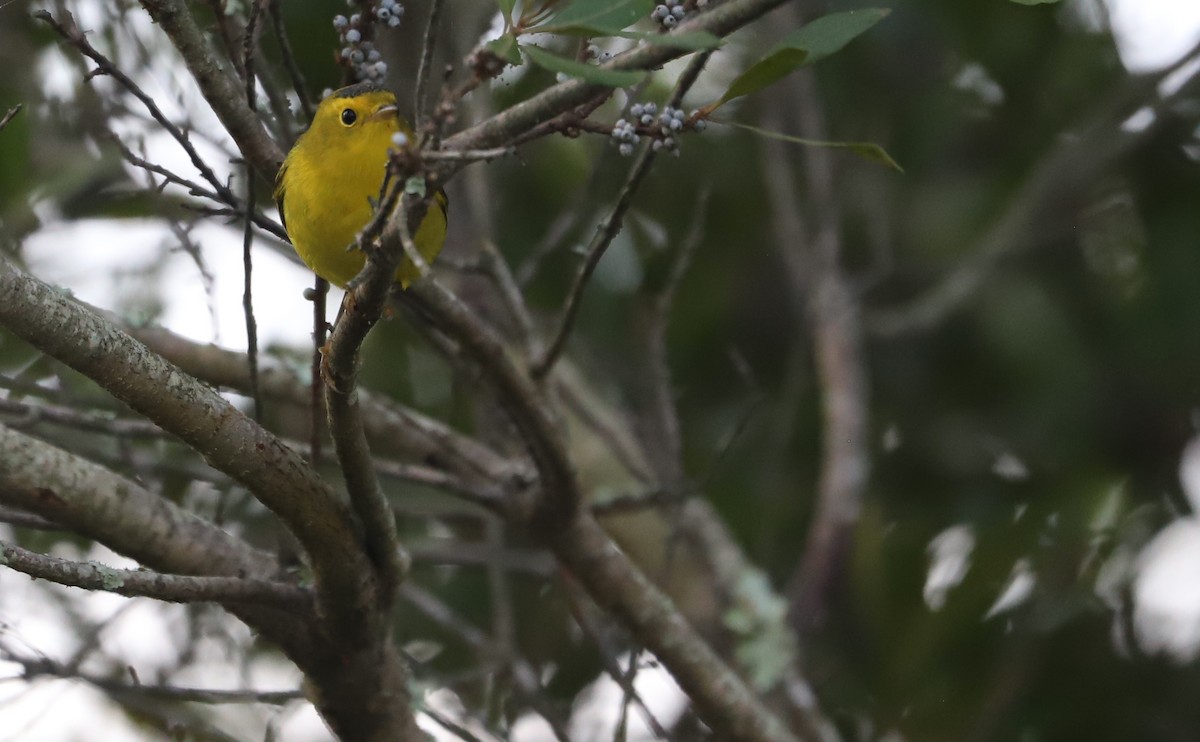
[650, 0, 707, 29]
[610, 118, 640, 157]
[651, 1, 686, 28]
[332, 1, 404, 83]
[374, 0, 403, 27]
[611, 102, 706, 157]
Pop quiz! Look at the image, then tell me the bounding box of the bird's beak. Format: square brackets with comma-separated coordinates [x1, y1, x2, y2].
[371, 104, 399, 122]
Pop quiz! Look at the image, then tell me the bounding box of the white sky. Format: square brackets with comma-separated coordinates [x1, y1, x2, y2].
[8, 0, 1200, 740]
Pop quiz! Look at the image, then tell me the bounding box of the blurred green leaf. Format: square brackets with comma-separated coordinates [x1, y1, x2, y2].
[1009, 0, 1062, 4]
[522, 44, 646, 87]
[486, 33, 522, 66]
[720, 120, 904, 172]
[711, 9, 890, 109]
[497, 0, 517, 21]
[536, 0, 653, 35]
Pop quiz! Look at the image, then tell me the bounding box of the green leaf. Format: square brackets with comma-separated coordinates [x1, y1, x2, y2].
[522, 45, 646, 87]
[713, 9, 889, 108]
[486, 34, 522, 66]
[1009, 0, 1062, 4]
[779, 8, 890, 63]
[717, 48, 809, 108]
[497, 0, 517, 20]
[536, 0, 653, 35]
[720, 120, 905, 173]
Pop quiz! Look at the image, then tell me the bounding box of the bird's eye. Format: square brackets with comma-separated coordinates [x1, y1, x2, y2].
[340, 108, 357, 126]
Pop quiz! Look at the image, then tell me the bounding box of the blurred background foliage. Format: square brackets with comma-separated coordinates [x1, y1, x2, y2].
[3, 0, 1200, 739]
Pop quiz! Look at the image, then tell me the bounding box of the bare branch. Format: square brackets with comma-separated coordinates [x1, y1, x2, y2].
[137, 0, 286, 179]
[118, 320, 514, 489]
[0, 423, 272, 579]
[414, 0, 445, 134]
[0, 103, 21, 132]
[0, 260, 425, 740]
[401, 583, 572, 742]
[533, 50, 713, 379]
[0, 505, 60, 532]
[37, 10, 232, 199]
[441, 0, 792, 158]
[0, 396, 166, 438]
[0, 541, 309, 607]
[8, 653, 302, 705]
[547, 514, 801, 742]
[533, 140, 658, 379]
[634, 187, 711, 492]
[268, 0, 313, 120]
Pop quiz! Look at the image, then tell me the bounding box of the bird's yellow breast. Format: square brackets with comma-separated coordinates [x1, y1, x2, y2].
[276, 86, 447, 288]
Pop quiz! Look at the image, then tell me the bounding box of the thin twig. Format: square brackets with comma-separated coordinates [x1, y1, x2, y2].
[36, 10, 230, 198]
[268, 0, 313, 120]
[0, 506, 60, 532]
[308, 277, 328, 464]
[401, 584, 572, 742]
[242, 0, 267, 105]
[0, 541, 310, 607]
[636, 186, 712, 492]
[10, 654, 302, 705]
[761, 68, 869, 636]
[240, 0, 267, 423]
[418, 705, 487, 742]
[0, 397, 167, 438]
[242, 174, 263, 423]
[137, 0, 285, 178]
[422, 146, 515, 162]
[558, 578, 668, 739]
[414, 0, 445, 135]
[532, 142, 658, 379]
[532, 51, 713, 379]
[0, 104, 21, 132]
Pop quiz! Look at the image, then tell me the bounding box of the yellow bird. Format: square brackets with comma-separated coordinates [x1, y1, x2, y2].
[274, 82, 447, 288]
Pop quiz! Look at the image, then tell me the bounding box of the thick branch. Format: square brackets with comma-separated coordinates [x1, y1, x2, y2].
[548, 514, 801, 742]
[0, 260, 423, 741]
[121, 321, 513, 489]
[137, 0, 285, 179]
[0, 423, 273, 579]
[0, 260, 368, 619]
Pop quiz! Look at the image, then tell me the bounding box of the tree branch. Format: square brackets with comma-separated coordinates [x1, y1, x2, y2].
[0, 103, 21, 132]
[0, 540, 309, 607]
[137, 0, 285, 179]
[0, 260, 423, 741]
[0, 423, 272, 579]
[440, 0, 793, 159]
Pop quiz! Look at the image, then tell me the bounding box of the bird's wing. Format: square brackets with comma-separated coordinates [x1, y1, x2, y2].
[273, 159, 289, 235]
[434, 188, 448, 220]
